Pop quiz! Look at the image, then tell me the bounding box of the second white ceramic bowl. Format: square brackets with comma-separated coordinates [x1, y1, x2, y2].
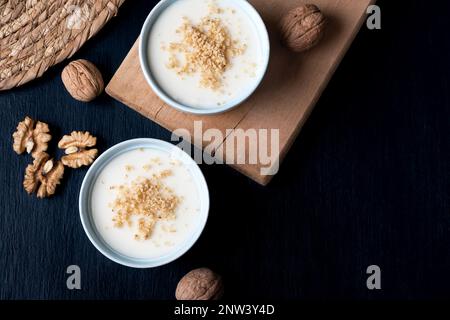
[139, 0, 270, 115]
[79, 139, 209, 268]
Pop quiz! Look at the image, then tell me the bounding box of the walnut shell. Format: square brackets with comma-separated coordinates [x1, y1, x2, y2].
[62, 59, 104, 102]
[175, 268, 224, 300]
[280, 4, 327, 52]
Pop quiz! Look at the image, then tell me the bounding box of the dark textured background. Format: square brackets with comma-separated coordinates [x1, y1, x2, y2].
[0, 0, 449, 300]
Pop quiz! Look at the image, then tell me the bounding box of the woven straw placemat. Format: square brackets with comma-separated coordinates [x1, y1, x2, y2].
[0, 0, 126, 90]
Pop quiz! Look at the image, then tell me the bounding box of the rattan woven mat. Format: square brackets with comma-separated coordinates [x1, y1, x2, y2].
[0, 0, 125, 90]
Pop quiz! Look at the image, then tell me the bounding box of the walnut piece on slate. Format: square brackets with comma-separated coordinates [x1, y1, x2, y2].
[12, 116, 51, 158]
[23, 152, 65, 198]
[58, 131, 98, 168]
[61, 59, 104, 102]
[175, 268, 224, 300]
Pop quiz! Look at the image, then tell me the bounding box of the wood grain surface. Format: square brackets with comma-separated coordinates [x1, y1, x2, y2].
[106, 0, 376, 185]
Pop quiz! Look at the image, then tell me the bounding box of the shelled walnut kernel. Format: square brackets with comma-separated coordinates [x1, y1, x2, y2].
[12, 116, 51, 158]
[23, 153, 65, 198]
[58, 131, 98, 168]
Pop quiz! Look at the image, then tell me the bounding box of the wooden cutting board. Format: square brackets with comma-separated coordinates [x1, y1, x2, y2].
[106, 0, 375, 185]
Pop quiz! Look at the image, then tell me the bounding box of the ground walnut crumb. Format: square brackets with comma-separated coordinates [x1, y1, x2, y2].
[208, 2, 222, 14]
[165, 11, 246, 90]
[110, 172, 180, 240]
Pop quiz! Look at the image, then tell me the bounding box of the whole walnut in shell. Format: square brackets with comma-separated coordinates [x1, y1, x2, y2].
[62, 59, 104, 102]
[175, 268, 224, 300]
[280, 4, 327, 52]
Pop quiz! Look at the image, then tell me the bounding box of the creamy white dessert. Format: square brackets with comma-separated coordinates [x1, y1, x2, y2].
[90, 148, 201, 259]
[148, 0, 265, 109]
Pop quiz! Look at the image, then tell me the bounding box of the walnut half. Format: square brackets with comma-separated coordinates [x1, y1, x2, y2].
[12, 116, 51, 158]
[58, 131, 98, 168]
[23, 153, 65, 198]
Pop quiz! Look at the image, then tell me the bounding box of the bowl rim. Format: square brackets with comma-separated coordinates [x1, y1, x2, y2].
[138, 0, 271, 115]
[78, 138, 210, 268]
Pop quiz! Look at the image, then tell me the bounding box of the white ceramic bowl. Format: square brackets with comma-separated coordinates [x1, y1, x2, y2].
[139, 0, 270, 115]
[79, 139, 209, 268]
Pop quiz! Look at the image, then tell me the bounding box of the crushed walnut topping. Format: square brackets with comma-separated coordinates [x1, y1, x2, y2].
[208, 2, 222, 15]
[151, 157, 162, 165]
[164, 8, 246, 90]
[110, 172, 180, 240]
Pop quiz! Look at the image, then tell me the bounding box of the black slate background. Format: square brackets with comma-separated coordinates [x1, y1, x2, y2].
[0, 0, 449, 300]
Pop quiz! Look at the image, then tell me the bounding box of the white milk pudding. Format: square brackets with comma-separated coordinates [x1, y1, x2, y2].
[90, 148, 202, 259]
[148, 0, 266, 109]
